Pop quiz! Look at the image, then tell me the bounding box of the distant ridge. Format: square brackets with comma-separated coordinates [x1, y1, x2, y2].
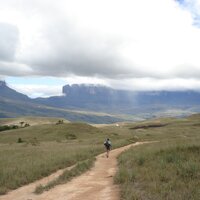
[36, 84, 200, 113]
[1, 81, 200, 121]
[0, 81, 122, 123]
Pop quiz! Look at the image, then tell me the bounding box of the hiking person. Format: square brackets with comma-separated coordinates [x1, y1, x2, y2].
[104, 138, 112, 158]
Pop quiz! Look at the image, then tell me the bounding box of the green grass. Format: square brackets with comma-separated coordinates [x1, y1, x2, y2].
[0, 120, 134, 195]
[0, 122, 100, 143]
[2, 114, 200, 197]
[34, 158, 95, 194]
[114, 114, 200, 200]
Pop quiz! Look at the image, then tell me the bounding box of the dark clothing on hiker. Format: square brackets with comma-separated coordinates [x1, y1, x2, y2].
[104, 139, 111, 150]
[104, 139, 112, 158]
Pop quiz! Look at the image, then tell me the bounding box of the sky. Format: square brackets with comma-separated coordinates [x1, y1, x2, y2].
[1, 0, 200, 97]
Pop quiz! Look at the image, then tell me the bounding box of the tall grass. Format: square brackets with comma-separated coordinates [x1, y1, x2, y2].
[0, 122, 134, 195]
[2, 114, 199, 197]
[114, 115, 200, 199]
[115, 139, 200, 199]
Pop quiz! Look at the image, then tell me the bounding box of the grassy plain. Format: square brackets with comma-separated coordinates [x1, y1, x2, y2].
[114, 114, 200, 200]
[0, 118, 134, 195]
[1, 114, 200, 199]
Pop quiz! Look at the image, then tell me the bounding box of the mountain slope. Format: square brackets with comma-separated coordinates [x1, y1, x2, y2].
[0, 81, 29, 101]
[1, 81, 200, 121]
[0, 81, 123, 123]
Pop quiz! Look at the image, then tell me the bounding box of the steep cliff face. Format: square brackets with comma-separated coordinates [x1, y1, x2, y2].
[32, 84, 137, 111]
[36, 84, 200, 114]
[1, 81, 200, 120]
[62, 84, 135, 105]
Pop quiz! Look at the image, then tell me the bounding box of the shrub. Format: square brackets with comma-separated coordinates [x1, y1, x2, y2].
[19, 122, 25, 127]
[137, 157, 145, 166]
[24, 123, 30, 127]
[0, 125, 19, 132]
[29, 137, 40, 146]
[17, 138, 23, 143]
[56, 120, 64, 125]
[65, 133, 77, 140]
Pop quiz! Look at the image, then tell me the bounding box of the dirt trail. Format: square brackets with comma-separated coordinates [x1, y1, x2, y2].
[0, 142, 149, 200]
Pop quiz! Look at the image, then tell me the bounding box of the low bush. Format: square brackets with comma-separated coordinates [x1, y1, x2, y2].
[0, 125, 19, 132]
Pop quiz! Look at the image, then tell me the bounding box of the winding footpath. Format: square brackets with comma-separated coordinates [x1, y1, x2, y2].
[0, 142, 150, 200]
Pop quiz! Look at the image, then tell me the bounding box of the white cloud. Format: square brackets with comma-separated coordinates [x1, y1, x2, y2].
[0, 23, 19, 61]
[1, 0, 200, 92]
[0, 61, 33, 76]
[108, 78, 200, 91]
[10, 84, 63, 98]
[63, 76, 109, 86]
[176, 0, 200, 25]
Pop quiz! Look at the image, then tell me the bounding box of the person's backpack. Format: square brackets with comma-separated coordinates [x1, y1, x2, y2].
[104, 140, 111, 148]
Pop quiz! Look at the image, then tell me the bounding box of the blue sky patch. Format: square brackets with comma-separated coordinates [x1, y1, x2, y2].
[6, 77, 66, 86]
[175, 0, 185, 5]
[175, 0, 200, 27]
